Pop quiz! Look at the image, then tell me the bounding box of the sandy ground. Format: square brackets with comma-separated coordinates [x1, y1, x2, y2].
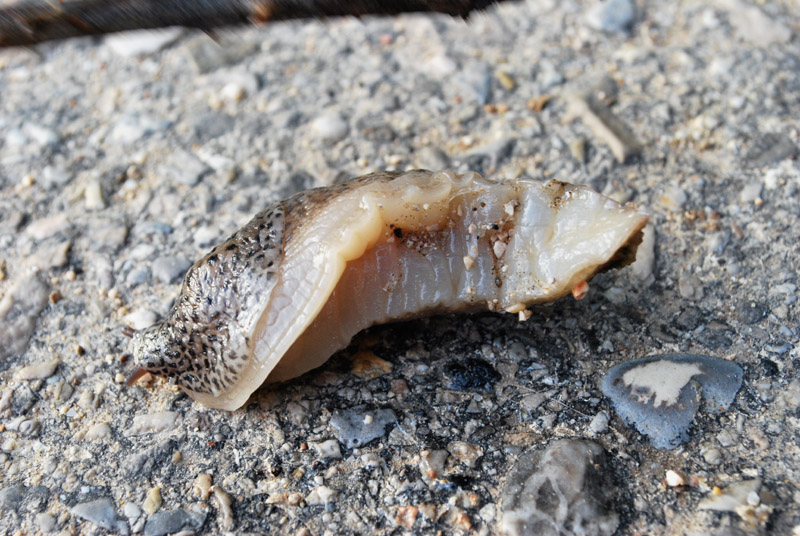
[1, 0, 799, 534]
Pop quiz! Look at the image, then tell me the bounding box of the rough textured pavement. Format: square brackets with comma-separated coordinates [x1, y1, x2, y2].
[0, 0, 799, 534]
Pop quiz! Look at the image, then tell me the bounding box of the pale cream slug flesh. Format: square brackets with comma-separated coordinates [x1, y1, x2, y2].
[129, 170, 648, 411]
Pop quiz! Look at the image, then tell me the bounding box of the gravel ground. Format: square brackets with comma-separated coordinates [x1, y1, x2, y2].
[1, 0, 799, 534]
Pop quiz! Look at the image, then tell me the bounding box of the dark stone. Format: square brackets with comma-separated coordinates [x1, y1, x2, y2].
[279, 172, 316, 197]
[601, 354, 743, 449]
[500, 440, 619, 536]
[182, 111, 236, 143]
[144, 509, 206, 536]
[355, 115, 396, 142]
[122, 439, 176, 478]
[329, 406, 397, 448]
[0, 485, 26, 512]
[0, 484, 48, 513]
[445, 358, 500, 392]
[745, 132, 798, 168]
[736, 301, 767, 324]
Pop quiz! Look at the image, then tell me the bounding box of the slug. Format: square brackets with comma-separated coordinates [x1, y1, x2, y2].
[130, 170, 648, 410]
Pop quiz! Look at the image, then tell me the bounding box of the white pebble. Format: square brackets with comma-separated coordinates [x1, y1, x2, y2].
[84, 180, 106, 210]
[658, 185, 687, 210]
[14, 359, 60, 381]
[26, 214, 70, 240]
[312, 439, 342, 459]
[739, 182, 763, 204]
[306, 485, 337, 505]
[124, 309, 158, 330]
[493, 241, 507, 259]
[85, 423, 112, 441]
[213, 486, 235, 531]
[125, 411, 181, 435]
[310, 113, 348, 143]
[665, 470, 685, 487]
[221, 82, 245, 103]
[35, 512, 56, 532]
[630, 224, 655, 283]
[447, 441, 483, 468]
[105, 28, 183, 57]
[588, 411, 609, 434]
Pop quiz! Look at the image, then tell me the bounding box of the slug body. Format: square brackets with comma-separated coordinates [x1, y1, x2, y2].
[133, 170, 648, 410]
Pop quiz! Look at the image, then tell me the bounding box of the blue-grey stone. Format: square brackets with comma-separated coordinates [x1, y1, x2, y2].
[151, 256, 192, 284]
[133, 222, 173, 236]
[144, 509, 205, 536]
[71, 498, 129, 534]
[126, 265, 150, 286]
[601, 354, 743, 449]
[447, 60, 491, 105]
[162, 150, 209, 186]
[585, 0, 636, 35]
[0, 485, 27, 512]
[330, 406, 397, 448]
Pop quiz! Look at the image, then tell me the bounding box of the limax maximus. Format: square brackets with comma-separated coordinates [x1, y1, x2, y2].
[131, 170, 648, 411]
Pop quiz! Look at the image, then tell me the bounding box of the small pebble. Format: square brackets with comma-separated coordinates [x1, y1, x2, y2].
[105, 28, 183, 56]
[306, 485, 336, 506]
[26, 214, 70, 240]
[310, 113, 349, 143]
[312, 439, 343, 459]
[194, 474, 213, 500]
[109, 113, 170, 145]
[739, 182, 763, 204]
[584, 0, 636, 34]
[665, 470, 685, 487]
[213, 486, 235, 531]
[143, 509, 206, 536]
[71, 498, 126, 533]
[330, 406, 396, 448]
[35, 512, 56, 532]
[85, 423, 112, 441]
[143, 486, 162, 515]
[123, 503, 144, 533]
[630, 224, 655, 282]
[703, 448, 723, 465]
[162, 150, 208, 186]
[13, 359, 60, 381]
[151, 256, 192, 285]
[419, 449, 448, 482]
[124, 309, 158, 330]
[84, 180, 106, 210]
[447, 441, 483, 468]
[589, 411, 610, 434]
[125, 411, 181, 436]
[496, 71, 516, 91]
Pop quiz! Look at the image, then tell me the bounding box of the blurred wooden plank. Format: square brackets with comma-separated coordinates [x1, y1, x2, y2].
[0, 0, 509, 47]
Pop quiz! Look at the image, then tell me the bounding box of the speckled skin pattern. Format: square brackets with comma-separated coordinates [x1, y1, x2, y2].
[132, 172, 404, 397]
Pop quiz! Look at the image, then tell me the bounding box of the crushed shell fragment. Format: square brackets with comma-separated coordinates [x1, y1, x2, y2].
[131, 170, 648, 410]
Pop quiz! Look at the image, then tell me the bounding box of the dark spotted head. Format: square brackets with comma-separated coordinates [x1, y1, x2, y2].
[128, 200, 286, 402]
[129, 309, 249, 398]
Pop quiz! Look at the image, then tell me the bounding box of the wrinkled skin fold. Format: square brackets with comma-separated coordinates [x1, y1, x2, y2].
[131, 170, 649, 410]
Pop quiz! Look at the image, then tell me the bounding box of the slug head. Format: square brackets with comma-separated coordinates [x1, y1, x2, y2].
[128, 313, 251, 398]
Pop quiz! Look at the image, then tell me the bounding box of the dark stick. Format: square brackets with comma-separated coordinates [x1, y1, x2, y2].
[0, 0, 507, 47]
